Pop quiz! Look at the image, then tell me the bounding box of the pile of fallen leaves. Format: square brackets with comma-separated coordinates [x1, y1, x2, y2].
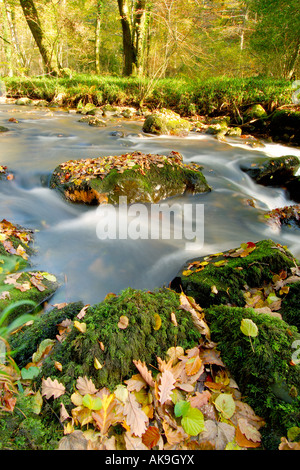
[53, 151, 202, 186]
[182, 241, 257, 277]
[0, 166, 14, 181]
[0, 219, 33, 260]
[0, 271, 57, 301]
[265, 205, 300, 230]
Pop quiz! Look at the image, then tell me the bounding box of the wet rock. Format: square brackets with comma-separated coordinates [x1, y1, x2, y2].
[264, 204, 300, 231]
[270, 109, 300, 145]
[88, 117, 106, 127]
[142, 109, 190, 136]
[244, 104, 268, 121]
[241, 155, 300, 186]
[170, 239, 296, 309]
[15, 97, 32, 106]
[50, 150, 211, 205]
[225, 126, 242, 137]
[0, 126, 9, 132]
[80, 103, 101, 116]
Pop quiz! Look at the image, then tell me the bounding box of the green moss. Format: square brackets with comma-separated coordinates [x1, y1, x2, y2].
[9, 301, 84, 366]
[142, 110, 190, 136]
[280, 282, 300, 331]
[40, 287, 202, 391]
[0, 271, 59, 323]
[204, 304, 300, 447]
[171, 240, 296, 308]
[50, 152, 211, 205]
[0, 393, 61, 450]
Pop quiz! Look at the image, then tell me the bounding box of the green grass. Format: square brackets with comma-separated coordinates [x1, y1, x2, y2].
[3, 74, 293, 117]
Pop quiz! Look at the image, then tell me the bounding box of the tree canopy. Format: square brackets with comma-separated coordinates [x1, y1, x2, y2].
[0, 0, 299, 79]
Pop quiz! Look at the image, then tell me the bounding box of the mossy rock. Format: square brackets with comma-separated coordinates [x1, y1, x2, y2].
[50, 151, 211, 205]
[80, 103, 100, 115]
[15, 97, 32, 106]
[9, 301, 84, 367]
[280, 281, 300, 331]
[225, 127, 242, 137]
[0, 219, 59, 322]
[38, 287, 203, 391]
[270, 110, 300, 145]
[204, 304, 300, 446]
[244, 104, 268, 121]
[170, 240, 297, 308]
[241, 155, 300, 186]
[142, 109, 190, 136]
[0, 271, 59, 323]
[0, 126, 9, 132]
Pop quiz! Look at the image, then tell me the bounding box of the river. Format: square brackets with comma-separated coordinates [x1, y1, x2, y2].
[0, 104, 299, 306]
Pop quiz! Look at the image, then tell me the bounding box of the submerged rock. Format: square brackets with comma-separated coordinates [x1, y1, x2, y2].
[50, 150, 211, 205]
[142, 109, 190, 136]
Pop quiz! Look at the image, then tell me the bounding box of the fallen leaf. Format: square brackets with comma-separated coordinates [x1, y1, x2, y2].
[158, 370, 176, 405]
[42, 377, 65, 399]
[118, 315, 129, 329]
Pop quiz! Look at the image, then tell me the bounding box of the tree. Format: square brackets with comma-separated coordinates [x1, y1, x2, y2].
[19, 0, 61, 75]
[247, 0, 300, 79]
[117, 0, 148, 76]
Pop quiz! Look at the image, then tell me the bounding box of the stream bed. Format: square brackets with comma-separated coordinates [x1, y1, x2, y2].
[0, 104, 300, 306]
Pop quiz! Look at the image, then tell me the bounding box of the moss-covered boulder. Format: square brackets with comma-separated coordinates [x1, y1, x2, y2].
[244, 104, 268, 121]
[36, 287, 203, 391]
[204, 304, 300, 447]
[50, 151, 211, 205]
[241, 155, 300, 186]
[270, 109, 300, 146]
[170, 239, 297, 309]
[142, 109, 190, 136]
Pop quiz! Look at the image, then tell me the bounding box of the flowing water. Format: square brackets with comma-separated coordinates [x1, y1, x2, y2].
[0, 103, 300, 306]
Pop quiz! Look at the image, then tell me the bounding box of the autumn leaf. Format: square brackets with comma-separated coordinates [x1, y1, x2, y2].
[189, 391, 211, 409]
[214, 393, 236, 420]
[123, 392, 148, 437]
[142, 426, 160, 449]
[185, 356, 202, 376]
[153, 313, 162, 330]
[197, 419, 235, 450]
[237, 417, 261, 443]
[162, 420, 188, 446]
[235, 425, 261, 448]
[133, 360, 155, 388]
[42, 377, 65, 399]
[124, 431, 148, 450]
[118, 315, 129, 329]
[158, 370, 176, 405]
[76, 376, 98, 395]
[125, 373, 147, 392]
[74, 320, 86, 333]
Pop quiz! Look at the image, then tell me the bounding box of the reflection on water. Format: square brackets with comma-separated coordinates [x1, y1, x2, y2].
[0, 104, 299, 305]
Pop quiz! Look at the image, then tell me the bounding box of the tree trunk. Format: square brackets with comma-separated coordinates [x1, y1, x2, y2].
[95, 0, 103, 74]
[4, 0, 27, 71]
[117, 0, 147, 76]
[19, 0, 61, 76]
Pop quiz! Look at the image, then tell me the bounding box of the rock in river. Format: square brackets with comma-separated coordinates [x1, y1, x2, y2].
[50, 151, 211, 204]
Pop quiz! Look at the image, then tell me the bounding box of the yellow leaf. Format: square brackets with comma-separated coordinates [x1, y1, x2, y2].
[170, 312, 177, 326]
[118, 315, 129, 329]
[153, 313, 162, 331]
[55, 361, 63, 372]
[94, 357, 103, 370]
[74, 321, 86, 333]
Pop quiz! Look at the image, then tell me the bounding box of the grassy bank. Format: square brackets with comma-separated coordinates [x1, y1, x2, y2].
[2, 74, 293, 117]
